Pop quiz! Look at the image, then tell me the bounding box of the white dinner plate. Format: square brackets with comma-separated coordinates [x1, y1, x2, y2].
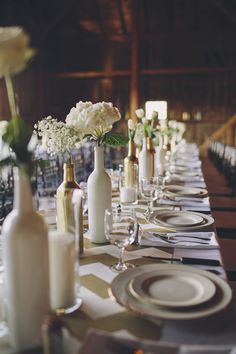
[128, 269, 216, 308]
[163, 185, 208, 198]
[178, 171, 202, 177]
[110, 264, 232, 320]
[154, 210, 204, 227]
[149, 210, 214, 231]
[175, 166, 201, 174]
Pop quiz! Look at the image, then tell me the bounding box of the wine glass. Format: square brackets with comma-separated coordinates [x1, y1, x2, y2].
[104, 207, 138, 272]
[140, 176, 163, 219]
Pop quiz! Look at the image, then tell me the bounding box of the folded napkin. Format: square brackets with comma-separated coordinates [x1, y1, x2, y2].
[174, 197, 208, 203]
[172, 174, 203, 182]
[175, 160, 202, 168]
[183, 181, 207, 188]
[140, 231, 219, 249]
[160, 197, 210, 211]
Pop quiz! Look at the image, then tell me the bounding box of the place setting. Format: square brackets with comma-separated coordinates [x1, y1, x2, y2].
[162, 185, 208, 199]
[160, 184, 210, 212]
[109, 263, 233, 321]
[148, 208, 214, 229]
[140, 230, 218, 249]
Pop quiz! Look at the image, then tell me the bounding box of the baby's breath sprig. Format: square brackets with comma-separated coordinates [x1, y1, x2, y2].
[34, 116, 81, 161]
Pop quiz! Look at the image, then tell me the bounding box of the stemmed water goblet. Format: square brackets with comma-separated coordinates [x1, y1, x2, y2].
[104, 207, 138, 272]
[140, 176, 164, 220]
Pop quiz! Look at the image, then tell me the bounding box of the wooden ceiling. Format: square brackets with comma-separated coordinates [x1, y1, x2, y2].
[1, 0, 236, 126]
[1, 0, 236, 70]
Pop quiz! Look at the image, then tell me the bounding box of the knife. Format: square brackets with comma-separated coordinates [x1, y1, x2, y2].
[143, 256, 221, 266]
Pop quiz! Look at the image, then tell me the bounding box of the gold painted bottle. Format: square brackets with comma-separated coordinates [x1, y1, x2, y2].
[147, 137, 155, 177]
[124, 140, 138, 187]
[56, 161, 83, 254]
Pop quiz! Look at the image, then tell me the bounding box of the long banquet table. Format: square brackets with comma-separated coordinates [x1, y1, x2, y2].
[61, 145, 236, 352]
[1, 144, 236, 354]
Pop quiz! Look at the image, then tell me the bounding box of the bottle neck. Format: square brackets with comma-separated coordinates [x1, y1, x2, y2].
[14, 168, 33, 213]
[63, 163, 76, 183]
[147, 137, 154, 151]
[94, 146, 104, 171]
[142, 137, 147, 151]
[128, 140, 136, 157]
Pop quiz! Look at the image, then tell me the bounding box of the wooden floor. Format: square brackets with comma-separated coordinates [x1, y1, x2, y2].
[202, 157, 236, 281]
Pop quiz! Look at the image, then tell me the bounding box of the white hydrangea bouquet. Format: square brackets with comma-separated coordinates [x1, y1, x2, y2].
[66, 101, 128, 147]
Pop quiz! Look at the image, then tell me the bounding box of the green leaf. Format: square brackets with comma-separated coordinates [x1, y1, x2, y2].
[2, 116, 33, 166]
[0, 156, 15, 169]
[3, 116, 32, 147]
[104, 133, 129, 147]
[36, 159, 50, 170]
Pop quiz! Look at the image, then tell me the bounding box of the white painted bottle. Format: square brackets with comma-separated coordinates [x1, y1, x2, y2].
[87, 146, 112, 243]
[2, 168, 50, 351]
[138, 137, 151, 182]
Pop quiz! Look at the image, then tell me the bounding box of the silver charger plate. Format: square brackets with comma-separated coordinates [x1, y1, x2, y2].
[128, 268, 216, 308]
[110, 264, 232, 320]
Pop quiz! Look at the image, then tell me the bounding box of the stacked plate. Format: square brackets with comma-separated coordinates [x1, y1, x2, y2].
[149, 210, 214, 231]
[110, 264, 232, 320]
[163, 185, 208, 198]
[174, 166, 201, 174]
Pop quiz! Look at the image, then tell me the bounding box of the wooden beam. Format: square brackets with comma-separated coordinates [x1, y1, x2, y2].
[45, 70, 130, 79]
[130, 0, 139, 122]
[141, 67, 233, 75]
[46, 28, 236, 43]
[45, 66, 235, 79]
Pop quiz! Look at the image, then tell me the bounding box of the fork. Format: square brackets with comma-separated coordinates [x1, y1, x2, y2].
[154, 234, 210, 244]
[153, 232, 211, 241]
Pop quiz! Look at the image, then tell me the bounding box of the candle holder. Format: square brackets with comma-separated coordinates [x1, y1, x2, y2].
[48, 231, 82, 315]
[119, 164, 138, 205]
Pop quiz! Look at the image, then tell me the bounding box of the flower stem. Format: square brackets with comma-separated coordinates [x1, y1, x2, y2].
[4, 75, 18, 118]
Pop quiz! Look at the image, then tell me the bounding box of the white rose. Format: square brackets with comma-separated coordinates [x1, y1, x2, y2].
[128, 119, 135, 130]
[0, 120, 8, 136]
[0, 27, 34, 78]
[142, 117, 148, 125]
[135, 108, 145, 119]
